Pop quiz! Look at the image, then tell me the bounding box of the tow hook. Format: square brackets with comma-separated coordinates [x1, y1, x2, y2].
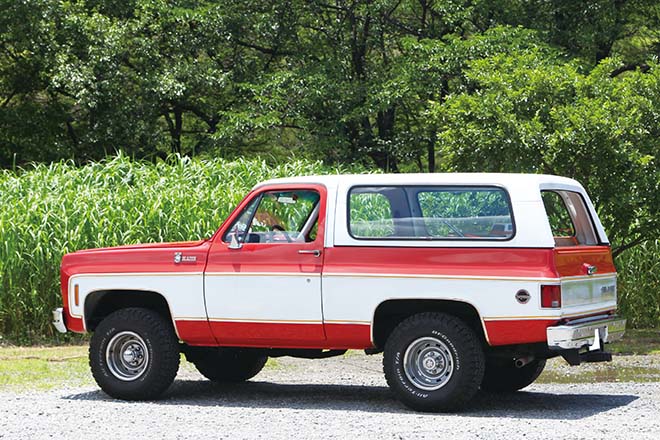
[514, 356, 534, 368]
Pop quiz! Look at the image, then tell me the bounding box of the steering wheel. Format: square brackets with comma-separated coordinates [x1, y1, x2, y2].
[270, 224, 293, 243]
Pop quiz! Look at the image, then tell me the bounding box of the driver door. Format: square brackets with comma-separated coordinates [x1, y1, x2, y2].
[204, 184, 327, 347]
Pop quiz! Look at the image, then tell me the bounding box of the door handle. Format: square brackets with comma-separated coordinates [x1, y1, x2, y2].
[298, 249, 322, 257]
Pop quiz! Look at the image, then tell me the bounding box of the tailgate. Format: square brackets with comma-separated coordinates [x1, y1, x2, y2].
[555, 246, 617, 311]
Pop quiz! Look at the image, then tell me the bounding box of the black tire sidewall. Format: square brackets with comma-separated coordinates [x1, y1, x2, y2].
[90, 308, 179, 400]
[481, 358, 547, 393]
[190, 347, 267, 382]
[384, 313, 484, 411]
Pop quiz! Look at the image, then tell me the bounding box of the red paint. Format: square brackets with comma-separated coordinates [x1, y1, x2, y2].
[485, 319, 559, 345]
[59, 270, 85, 332]
[553, 246, 616, 277]
[206, 242, 323, 274]
[60, 240, 211, 276]
[65, 313, 85, 333]
[209, 321, 327, 348]
[324, 323, 373, 348]
[174, 320, 217, 346]
[324, 247, 559, 279]
[176, 320, 372, 349]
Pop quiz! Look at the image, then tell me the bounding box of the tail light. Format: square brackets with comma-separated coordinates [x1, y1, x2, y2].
[541, 285, 561, 308]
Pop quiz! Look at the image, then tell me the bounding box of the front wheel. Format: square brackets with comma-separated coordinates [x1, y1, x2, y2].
[89, 307, 180, 400]
[383, 312, 485, 412]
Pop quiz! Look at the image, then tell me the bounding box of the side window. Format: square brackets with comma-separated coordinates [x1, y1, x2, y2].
[416, 188, 513, 239]
[349, 191, 395, 238]
[348, 186, 514, 240]
[224, 190, 320, 244]
[542, 190, 598, 246]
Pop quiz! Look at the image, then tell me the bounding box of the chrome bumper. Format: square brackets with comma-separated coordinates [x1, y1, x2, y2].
[546, 315, 626, 350]
[52, 308, 67, 333]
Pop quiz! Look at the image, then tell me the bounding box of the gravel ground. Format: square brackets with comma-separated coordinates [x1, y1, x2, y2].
[1, 353, 659, 440]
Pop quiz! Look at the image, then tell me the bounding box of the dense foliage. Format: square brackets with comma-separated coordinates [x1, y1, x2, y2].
[2, 1, 659, 167]
[0, 156, 358, 343]
[617, 240, 660, 329]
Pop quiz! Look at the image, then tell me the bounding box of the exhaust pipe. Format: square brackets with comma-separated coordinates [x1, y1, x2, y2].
[514, 356, 534, 368]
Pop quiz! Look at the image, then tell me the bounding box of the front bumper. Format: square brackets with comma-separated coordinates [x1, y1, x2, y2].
[52, 308, 67, 333]
[546, 314, 626, 350]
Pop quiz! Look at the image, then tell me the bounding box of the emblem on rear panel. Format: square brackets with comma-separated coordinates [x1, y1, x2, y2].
[515, 289, 531, 304]
[174, 252, 182, 263]
[584, 263, 598, 276]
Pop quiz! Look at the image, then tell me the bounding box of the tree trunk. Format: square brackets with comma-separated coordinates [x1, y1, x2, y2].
[371, 107, 398, 172]
[427, 129, 436, 173]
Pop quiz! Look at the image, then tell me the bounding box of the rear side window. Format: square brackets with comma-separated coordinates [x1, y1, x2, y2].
[542, 190, 599, 246]
[348, 186, 514, 240]
[417, 189, 513, 239]
[541, 191, 575, 238]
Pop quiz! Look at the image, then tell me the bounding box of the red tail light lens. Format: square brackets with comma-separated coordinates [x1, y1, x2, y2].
[541, 285, 562, 308]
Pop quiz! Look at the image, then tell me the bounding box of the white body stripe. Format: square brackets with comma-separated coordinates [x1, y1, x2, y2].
[204, 273, 324, 323]
[322, 275, 546, 325]
[69, 271, 616, 335]
[323, 273, 617, 323]
[68, 273, 206, 332]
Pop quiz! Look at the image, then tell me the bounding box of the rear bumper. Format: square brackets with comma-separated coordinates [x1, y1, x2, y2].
[546, 314, 626, 350]
[52, 308, 67, 333]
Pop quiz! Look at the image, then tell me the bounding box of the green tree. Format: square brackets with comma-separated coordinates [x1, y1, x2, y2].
[431, 38, 660, 254]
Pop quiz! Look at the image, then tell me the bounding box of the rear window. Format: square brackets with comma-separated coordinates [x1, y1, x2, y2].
[348, 186, 514, 240]
[542, 190, 599, 246]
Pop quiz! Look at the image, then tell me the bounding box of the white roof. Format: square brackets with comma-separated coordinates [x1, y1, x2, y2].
[254, 172, 607, 247]
[259, 172, 579, 187]
[256, 173, 585, 201]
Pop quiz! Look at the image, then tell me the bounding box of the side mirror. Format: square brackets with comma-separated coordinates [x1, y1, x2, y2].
[228, 233, 243, 250]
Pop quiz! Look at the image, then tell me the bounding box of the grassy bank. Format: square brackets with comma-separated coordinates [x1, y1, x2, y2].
[0, 155, 357, 343]
[616, 240, 660, 329]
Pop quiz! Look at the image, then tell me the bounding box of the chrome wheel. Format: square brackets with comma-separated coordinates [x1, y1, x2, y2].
[105, 331, 149, 381]
[403, 336, 454, 391]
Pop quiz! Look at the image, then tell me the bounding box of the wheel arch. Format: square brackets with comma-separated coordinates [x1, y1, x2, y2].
[371, 299, 489, 349]
[84, 289, 177, 336]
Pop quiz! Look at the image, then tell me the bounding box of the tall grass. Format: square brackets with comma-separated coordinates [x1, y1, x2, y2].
[0, 155, 357, 343]
[616, 240, 660, 329]
[0, 156, 657, 343]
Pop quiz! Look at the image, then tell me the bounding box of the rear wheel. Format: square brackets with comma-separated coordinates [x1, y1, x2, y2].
[186, 347, 267, 382]
[383, 312, 485, 412]
[481, 358, 546, 393]
[89, 307, 180, 400]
